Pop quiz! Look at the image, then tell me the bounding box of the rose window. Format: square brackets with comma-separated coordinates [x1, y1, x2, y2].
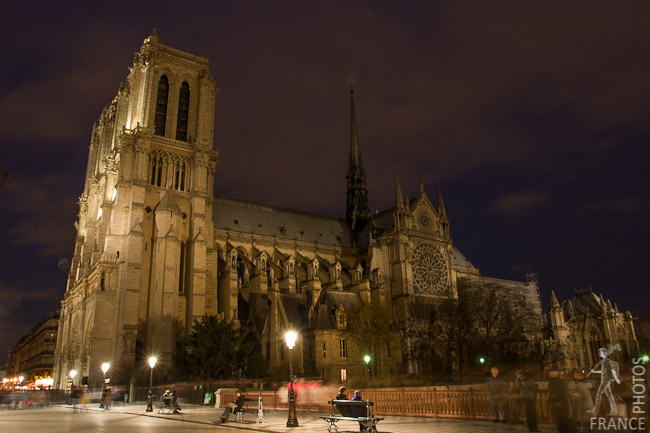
[411, 244, 449, 294]
[418, 211, 433, 231]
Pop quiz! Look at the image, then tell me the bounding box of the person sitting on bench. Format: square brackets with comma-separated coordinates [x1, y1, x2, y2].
[220, 391, 245, 423]
[335, 386, 354, 417]
[172, 390, 182, 414]
[352, 390, 368, 431]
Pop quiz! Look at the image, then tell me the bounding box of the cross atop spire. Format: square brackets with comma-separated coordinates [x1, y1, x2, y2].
[346, 85, 370, 232]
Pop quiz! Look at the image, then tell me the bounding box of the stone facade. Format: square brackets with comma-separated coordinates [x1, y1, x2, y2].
[549, 289, 639, 370]
[53, 33, 544, 389]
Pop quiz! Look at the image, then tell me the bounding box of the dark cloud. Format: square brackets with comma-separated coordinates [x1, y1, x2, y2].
[489, 191, 550, 215]
[1, 0, 649, 358]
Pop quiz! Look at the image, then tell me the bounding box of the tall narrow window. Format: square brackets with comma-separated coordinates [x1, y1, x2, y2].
[322, 342, 327, 358]
[178, 242, 186, 293]
[176, 81, 190, 141]
[154, 75, 169, 136]
[150, 156, 157, 185]
[339, 338, 347, 358]
[174, 163, 180, 190]
[180, 163, 186, 191]
[156, 157, 163, 186]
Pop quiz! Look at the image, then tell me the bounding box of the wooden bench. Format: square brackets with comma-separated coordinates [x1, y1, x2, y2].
[320, 399, 383, 433]
[235, 397, 267, 424]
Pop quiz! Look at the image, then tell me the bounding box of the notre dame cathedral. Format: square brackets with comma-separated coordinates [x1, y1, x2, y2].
[53, 32, 546, 389]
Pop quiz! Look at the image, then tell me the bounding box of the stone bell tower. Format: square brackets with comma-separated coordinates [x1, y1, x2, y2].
[54, 31, 219, 389]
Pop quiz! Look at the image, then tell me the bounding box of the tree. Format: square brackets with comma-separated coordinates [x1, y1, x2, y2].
[174, 314, 243, 380]
[526, 337, 567, 375]
[346, 301, 396, 378]
[415, 278, 537, 378]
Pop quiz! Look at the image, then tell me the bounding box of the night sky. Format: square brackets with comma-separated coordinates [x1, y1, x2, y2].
[1, 1, 649, 361]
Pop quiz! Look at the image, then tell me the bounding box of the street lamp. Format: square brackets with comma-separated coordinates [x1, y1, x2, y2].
[100, 362, 110, 409]
[69, 369, 77, 385]
[285, 331, 299, 427]
[479, 357, 485, 365]
[364, 354, 371, 381]
[146, 356, 157, 412]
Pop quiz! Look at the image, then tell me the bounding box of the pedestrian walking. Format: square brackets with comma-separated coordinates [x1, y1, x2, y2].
[104, 387, 112, 410]
[517, 371, 540, 432]
[486, 366, 507, 423]
[547, 368, 574, 433]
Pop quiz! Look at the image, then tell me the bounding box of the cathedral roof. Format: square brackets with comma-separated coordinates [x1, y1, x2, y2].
[451, 246, 475, 269]
[280, 294, 308, 330]
[313, 290, 364, 330]
[570, 288, 603, 315]
[212, 196, 353, 247]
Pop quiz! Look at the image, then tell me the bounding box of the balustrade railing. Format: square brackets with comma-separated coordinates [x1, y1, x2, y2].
[219, 388, 552, 422]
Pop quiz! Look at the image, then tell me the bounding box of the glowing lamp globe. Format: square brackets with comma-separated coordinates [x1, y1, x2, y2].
[148, 356, 157, 368]
[364, 355, 371, 364]
[285, 331, 298, 349]
[101, 362, 110, 374]
[69, 370, 77, 379]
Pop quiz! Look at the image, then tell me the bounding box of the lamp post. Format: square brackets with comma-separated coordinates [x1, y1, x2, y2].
[146, 356, 157, 412]
[100, 362, 110, 409]
[285, 331, 299, 427]
[364, 355, 371, 381]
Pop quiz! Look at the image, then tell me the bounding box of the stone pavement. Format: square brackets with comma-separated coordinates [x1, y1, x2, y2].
[76, 402, 557, 433]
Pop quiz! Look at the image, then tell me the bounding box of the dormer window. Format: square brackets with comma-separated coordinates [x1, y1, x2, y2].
[335, 305, 347, 329]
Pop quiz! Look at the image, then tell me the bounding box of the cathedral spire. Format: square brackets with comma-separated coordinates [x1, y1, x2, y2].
[395, 172, 404, 209]
[437, 186, 449, 222]
[346, 85, 370, 231]
[550, 290, 561, 310]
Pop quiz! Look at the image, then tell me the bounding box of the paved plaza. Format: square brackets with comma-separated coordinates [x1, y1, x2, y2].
[0, 402, 558, 433]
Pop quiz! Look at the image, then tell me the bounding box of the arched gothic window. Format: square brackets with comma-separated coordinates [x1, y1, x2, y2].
[151, 156, 164, 187]
[180, 163, 186, 191]
[173, 161, 188, 192]
[154, 75, 169, 136]
[176, 81, 190, 141]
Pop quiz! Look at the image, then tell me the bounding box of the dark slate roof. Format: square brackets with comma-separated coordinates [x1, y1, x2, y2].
[570, 289, 603, 315]
[357, 207, 396, 246]
[280, 294, 308, 329]
[451, 246, 476, 269]
[313, 290, 365, 330]
[213, 196, 352, 247]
